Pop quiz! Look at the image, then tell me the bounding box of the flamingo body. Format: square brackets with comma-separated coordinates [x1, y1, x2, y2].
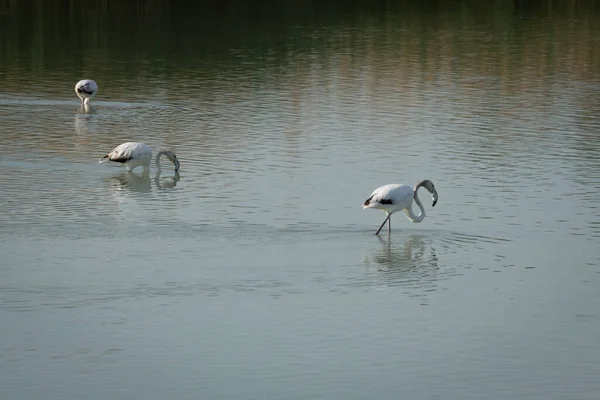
[363, 184, 415, 214]
[363, 180, 438, 235]
[100, 142, 180, 173]
[75, 79, 98, 106]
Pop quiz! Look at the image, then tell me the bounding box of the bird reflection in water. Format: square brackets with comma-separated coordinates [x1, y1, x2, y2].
[106, 171, 180, 193]
[74, 110, 98, 136]
[155, 171, 180, 190]
[77, 104, 94, 114]
[363, 235, 440, 303]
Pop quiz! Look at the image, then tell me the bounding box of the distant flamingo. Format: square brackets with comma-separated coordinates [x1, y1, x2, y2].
[99, 142, 180, 173]
[363, 180, 439, 235]
[75, 79, 98, 107]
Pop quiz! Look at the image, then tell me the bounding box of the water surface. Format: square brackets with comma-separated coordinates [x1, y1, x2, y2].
[1, 2, 600, 399]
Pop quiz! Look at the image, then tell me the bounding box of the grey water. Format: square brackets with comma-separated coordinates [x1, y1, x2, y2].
[1, 2, 600, 399]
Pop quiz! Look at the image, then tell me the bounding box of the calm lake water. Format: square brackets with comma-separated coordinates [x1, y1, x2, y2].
[1, 2, 600, 399]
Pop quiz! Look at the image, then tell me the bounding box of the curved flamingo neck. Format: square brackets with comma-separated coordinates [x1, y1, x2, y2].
[404, 186, 426, 223]
[155, 151, 164, 171]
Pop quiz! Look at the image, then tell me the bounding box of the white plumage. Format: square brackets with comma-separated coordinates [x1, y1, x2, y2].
[363, 180, 439, 235]
[75, 79, 98, 107]
[99, 142, 180, 173]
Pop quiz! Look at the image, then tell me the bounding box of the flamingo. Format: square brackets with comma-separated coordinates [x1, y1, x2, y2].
[99, 142, 180, 173]
[363, 180, 439, 235]
[75, 79, 98, 107]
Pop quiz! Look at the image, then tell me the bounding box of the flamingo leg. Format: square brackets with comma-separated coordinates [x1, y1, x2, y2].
[375, 214, 390, 235]
[388, 215, 391, 235]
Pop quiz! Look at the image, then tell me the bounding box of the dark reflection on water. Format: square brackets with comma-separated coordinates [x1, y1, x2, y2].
[1, 1, 599, 97]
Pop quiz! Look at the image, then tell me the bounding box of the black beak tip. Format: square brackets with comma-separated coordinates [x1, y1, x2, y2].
[432, 200, 438, 207]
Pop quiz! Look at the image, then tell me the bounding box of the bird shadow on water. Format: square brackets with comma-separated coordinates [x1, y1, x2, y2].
[105, 171, 180, 193]
[361, 234, 445, 304]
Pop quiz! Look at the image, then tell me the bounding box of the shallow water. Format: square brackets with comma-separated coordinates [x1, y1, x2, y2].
[1, 2, 600, 399]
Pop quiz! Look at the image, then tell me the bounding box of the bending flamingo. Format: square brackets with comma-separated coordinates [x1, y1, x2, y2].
[99, 142, 180, 173]
[363, 180, 438, 235]
[75, 79, 98, 107]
